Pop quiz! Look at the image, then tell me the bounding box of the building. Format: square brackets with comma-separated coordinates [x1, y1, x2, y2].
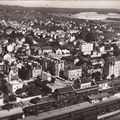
[50, 57, 64, 76]
[80, 78, 91, 89]
[88, 58, 104, 77]
[64, 66, 82, 80]
[98, 80, 111, 90]
[32, 68, 42, 78]
[31, 46, 42, 56]
[104, 56, 120, 79]
[91, 51, 102, 58]
[0, 62, 5, 74]
[18, 63, 32, 80]
[41, 46, 53, 54]
[8, 66, 19, 81]
[42, 71, 51, 81]
[79, 43, 93, 55]
[6, 80, 23, 93]
[31, 61, 42, 78]
[56, 48, 70, 57]
[0, 44, 2, 55]
[0, 90, 3, 105]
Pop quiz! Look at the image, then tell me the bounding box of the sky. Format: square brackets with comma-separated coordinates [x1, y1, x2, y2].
[0, 0, 120, 9]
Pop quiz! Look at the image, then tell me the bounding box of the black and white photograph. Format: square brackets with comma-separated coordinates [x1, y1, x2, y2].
[0, 0, 120, 120]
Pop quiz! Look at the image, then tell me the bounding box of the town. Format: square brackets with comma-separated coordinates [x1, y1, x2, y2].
[0, 4, 120, 120]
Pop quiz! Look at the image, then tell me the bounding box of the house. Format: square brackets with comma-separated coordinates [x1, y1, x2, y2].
[79, 43, 93, 55]
[32, 68, 42, 78]
[31, 46, 42, 56]
[18, 63, 32, 80]
[104, 56, 120, 79]
[54, 86, 74, 99]
[0, 44, 2, 55]
[41, 46, 53, 54]
[31, 61, 42, 78]
[64, 66, 82, 81]
[80, 78, 91, 89]
[49, 57, 65, 76]
[0, 62, 5, 74]
[88, 58, 104, 76]
[97, 80, 111, 90]
[91, 51, 102, 58]
[42, 71, 51, 81]
[56, 48, 70, 57]
[6, 80, 23, 93]
[0, 98, 3, 105]
[8, 66, 19, 81]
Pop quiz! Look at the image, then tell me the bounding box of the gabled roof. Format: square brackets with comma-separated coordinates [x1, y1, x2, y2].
[56, 86, 74, 95]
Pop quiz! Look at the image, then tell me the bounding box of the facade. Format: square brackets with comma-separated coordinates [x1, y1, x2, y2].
[8, 66, 19, 81]
[0, 44, 2, 55]
[42, 71, 51, 81]
[0, 98, 3, 105]
[105, 57, 120, 79]
[32, 68, 42, 78]
[79, 43, 93, 55]
[31, 46, 42, 56]
[98, 81, 110, 90]
[6, 80, 23, 93]
[41, 46, 53, 54]
[64, 67, 82, 80]
[56, 49, 70, 57]
[91, 51, 102, 58]
[81, 82, 91, 89]
[0, 63, 5, 74]
[52, 58, 64, 76]
[45, 57, 65, 76]
[88, 58, 104, 77]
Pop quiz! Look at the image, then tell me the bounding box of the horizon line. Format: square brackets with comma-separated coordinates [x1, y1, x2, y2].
[0, 1, 120, 9]
[0, 4, 120, 10]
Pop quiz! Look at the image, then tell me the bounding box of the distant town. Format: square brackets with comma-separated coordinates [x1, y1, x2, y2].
[1, 5, 120, 120]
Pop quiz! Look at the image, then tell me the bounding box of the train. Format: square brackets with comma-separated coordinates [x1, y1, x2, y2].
[23, 85, 100, 116]
[22, 82, 120, 120]
[23, 96, 120, 120]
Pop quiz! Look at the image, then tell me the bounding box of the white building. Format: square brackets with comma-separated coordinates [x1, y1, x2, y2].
[91, 51, 102, 58]
[56, 49, 70, 57]
[107, 57, 120, 79]
[6, 80, 23, 93]
[0, 98, 3, 105]
[42, 71, 51, 81]
[8, 66, 18, 81]
[79, 43, 93, 55]
[32, 68, 42, 78]
[98, 80, 111, 90]
[64, 67, 82, 80]
[81, 82, 91, 89]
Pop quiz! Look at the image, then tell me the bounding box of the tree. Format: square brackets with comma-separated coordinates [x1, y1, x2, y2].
[2, 103, 13, 111]
[15, 88, 24, 95]
[29, 97, 40, 104]
[9, 94, 16, 102]
[92, 72, 101, 81]
[43, 86, 52, 95]
[111, 74, 115, 80]
[50, 77, 56, 84]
